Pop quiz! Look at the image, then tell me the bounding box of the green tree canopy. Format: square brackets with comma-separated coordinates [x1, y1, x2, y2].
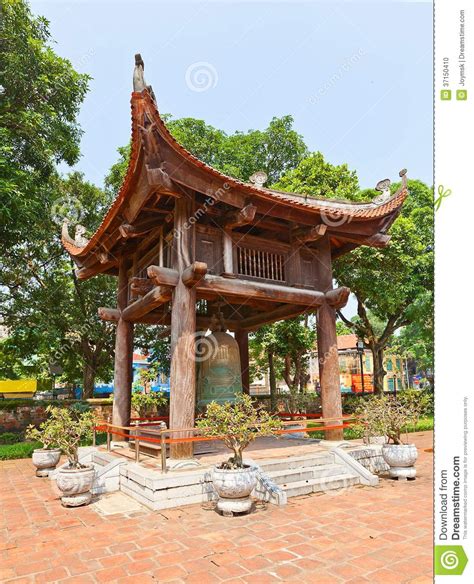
[104, 114, 308, 195]
[0, 0, 89, 248]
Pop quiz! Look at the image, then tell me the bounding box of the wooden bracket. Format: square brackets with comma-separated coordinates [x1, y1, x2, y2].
[292, 224, 327, 245]
[222, 203, 257, 229]
[325, 286, 350, 309]
[182, 262, 208, 287]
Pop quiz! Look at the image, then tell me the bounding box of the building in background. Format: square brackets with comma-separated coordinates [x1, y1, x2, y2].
[310, 334, 406, 393]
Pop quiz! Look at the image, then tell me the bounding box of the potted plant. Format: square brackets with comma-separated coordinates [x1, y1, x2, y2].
[44, 406, 97, 506]
[356, 394, 423, 480]
[25, 421, 62, 477]
[196, 394, 282, 516]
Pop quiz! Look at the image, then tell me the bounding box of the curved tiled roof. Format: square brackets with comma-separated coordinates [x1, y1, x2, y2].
[62, 87, 407, 259]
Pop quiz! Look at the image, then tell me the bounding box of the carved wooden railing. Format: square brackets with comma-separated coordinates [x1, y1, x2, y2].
[236, 246, 286, 282]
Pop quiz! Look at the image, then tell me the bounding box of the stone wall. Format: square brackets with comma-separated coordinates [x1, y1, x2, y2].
[0, 402, 113, 434]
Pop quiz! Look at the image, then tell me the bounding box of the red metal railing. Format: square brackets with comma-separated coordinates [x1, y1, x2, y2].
[94, 414, 357, 473]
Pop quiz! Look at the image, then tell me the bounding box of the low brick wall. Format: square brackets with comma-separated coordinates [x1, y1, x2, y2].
[0, 402, 113, 434]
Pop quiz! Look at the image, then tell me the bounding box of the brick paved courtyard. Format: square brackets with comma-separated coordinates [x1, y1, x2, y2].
[0, 432, 433, 583]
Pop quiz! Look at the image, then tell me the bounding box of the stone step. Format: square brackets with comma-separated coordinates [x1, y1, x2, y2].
[282, 473, 360, 498]
[92, 451, 117, 467]
[266, 463, 351, 486]
[258, 452, 335, 473]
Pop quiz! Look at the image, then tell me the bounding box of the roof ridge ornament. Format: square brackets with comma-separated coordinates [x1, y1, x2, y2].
[373, 178, 392, 205]
[61, 220, 89, 249]
[249, 170, 268, 188]
[133, 54, 157, 105]
[399, 168, 408, 189]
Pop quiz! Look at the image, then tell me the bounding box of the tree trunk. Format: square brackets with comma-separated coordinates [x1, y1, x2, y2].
[268, 351, 277, 411]
[372, 345, 386, 393]
[82, 359, 96, 399]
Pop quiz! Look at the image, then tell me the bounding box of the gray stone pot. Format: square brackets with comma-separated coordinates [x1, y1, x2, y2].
[56, 465, 95, 507]
[382, 443, 418, 480]
[212, 465, 257, 516]
[32, 448, 61, 477]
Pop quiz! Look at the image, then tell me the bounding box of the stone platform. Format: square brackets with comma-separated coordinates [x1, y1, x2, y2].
[85, 436, 381, 511]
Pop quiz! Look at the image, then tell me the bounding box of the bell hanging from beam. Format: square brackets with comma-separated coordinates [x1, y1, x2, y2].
[196, 308, 243, 409]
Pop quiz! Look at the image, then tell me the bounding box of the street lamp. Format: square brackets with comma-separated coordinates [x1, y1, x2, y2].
[356, 339, 365, 394]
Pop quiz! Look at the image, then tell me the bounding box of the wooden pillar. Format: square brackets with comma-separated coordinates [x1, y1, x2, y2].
[112, 259, 134, 437]
[315, 236, 343, 441]
[235, 329, 250, 394]
[169, 195, 196, 459]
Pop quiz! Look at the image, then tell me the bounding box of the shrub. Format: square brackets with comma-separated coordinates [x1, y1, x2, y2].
[0, 432, 22, 445]
[27, 405, 96, 468]
[355, 394, 426, 445]
[196, 394, 282, 468]
[131, 390, 168, 418]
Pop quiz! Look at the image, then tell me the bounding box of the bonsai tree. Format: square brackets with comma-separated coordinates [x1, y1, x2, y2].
[28, 405, 96, 468]
[196, 394, 282, 468]
[355, 393, 424, 445]
[26, 418, 58, 450]
[131, 390, 168, 418]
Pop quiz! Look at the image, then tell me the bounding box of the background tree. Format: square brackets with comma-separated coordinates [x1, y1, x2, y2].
[0, 0, 89, 249]
[277, 154, 433, 393]
[0, 173, 117, 397]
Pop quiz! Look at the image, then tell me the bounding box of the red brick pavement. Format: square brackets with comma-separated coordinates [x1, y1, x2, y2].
[0, 432, 433, 583]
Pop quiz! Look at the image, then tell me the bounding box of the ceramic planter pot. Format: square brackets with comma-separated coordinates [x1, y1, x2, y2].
[382, 443, 418, 480]
[56, 465, 95, 507]
[32, 448, 61, 477]
[212, 465, 257, 516]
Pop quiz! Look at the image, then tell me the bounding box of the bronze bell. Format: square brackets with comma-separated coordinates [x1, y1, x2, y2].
[196, 313, 243, 408]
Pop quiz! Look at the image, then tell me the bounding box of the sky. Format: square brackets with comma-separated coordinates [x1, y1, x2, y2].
[32, 0, 433, 192]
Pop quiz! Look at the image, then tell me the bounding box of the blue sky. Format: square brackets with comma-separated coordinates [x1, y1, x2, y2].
[32, 0, 433, 191]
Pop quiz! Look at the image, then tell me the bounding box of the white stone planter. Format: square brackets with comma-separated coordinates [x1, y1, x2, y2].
[212, 465, 257, 516]
[382, 444, 418, 480]
[56, 465, 95, 507]
[32, 448, 61, 477]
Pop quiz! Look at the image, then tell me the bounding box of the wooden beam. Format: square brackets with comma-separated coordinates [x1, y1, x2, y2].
[130, 277, 154, 297]
[75, 260, 117, 280]
[222, 203, 257, 229]
[239, 304, 311, 331]
[292, 224, 327, 245]
[327, 231, 390, 248]
[325, 287, 350, 309]
[198, 274, 326, 307]
[182, 262, 207, 287]
[147, 265, 179, 287]
[98, 306, 238, 330]
[119, 217, 159, 239]
[98, 307, 120, 322]
[121, 286, 172, 321]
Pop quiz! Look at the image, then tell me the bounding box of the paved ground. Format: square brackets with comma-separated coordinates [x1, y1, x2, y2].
[0, 432, 433, 583]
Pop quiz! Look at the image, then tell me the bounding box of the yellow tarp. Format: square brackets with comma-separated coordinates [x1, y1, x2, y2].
[0, 379, 37, 394]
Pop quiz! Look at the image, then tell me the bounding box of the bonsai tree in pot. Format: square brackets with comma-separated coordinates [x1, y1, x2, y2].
[26, 420, 62, 477]
[197, 394, 282, 516]
[43, 406, 97, 506]
[356, 394, 423, 480]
